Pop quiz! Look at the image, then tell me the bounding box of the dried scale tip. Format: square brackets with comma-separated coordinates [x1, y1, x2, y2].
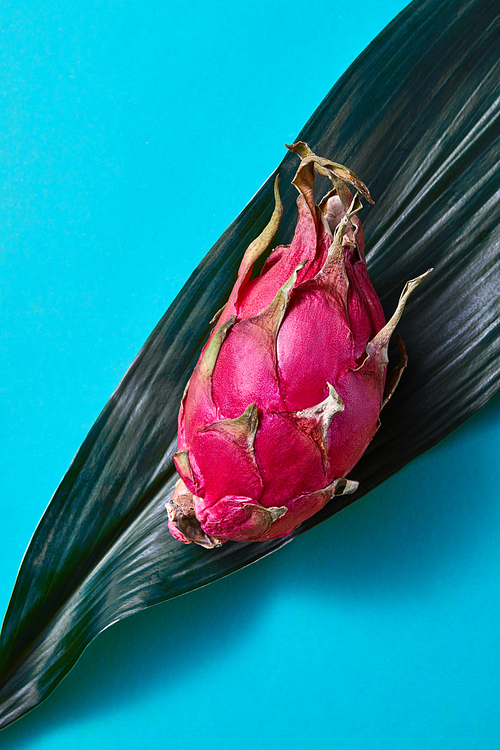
[166, 143, 431, 546]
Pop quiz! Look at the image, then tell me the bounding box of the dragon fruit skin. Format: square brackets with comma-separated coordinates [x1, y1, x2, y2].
[167, 143, 430, 548]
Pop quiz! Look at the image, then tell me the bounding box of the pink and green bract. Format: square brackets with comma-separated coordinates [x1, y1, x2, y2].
[167, 143, 430, 548]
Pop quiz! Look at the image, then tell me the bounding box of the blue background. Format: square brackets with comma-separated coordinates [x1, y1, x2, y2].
[2, 0, 500, 747]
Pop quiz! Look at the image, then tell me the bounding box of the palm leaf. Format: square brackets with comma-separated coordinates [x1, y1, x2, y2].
[1, 0, 499, 729]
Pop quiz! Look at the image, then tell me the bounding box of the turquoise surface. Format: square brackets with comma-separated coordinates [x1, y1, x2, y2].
[2, 1, 500, 747]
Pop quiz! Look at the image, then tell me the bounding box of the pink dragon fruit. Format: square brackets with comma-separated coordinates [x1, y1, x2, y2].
[167, 142, 430, 548]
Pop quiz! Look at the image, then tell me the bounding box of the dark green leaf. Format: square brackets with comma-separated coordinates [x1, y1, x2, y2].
[1, 0, 499, 729]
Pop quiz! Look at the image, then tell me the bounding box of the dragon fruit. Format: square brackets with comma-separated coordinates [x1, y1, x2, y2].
[167, 142, 430, 548]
